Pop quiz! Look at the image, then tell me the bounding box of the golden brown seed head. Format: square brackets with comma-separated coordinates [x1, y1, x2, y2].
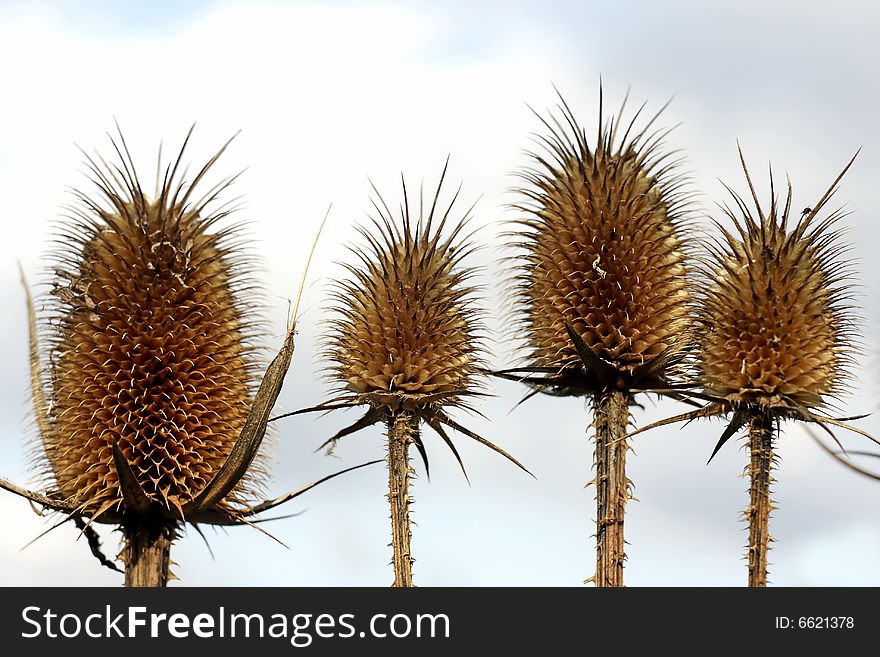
[325, 172, 485, 414]
[510, 91, 692, 391]
[37, 132, 264, 516]
[699, 154, 858, 410]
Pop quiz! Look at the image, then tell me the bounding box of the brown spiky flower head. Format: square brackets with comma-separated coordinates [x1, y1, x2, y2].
[700, 157, 857, 421]
[632, 148, 867, 587]
[3, 126, 340, 586]
[500, 87, 694, 587]
[504, 89, 694, 395]
[305, 162, 529, 586]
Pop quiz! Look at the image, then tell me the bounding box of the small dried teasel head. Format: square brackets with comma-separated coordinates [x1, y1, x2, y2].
[699, 149, 859, 414]
[316, 163, 528, 476]
[32, 127, 267, 520]
[506, 88, 695, 394]
[630, 148, 867, 462]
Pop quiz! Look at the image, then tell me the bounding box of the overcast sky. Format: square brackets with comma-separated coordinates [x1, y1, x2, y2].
[1, 0, 880, 586]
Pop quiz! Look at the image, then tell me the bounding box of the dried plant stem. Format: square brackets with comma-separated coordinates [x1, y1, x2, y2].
[592, 389, 631, 587]
[121, 516, 176, 587]
[747, 411, 775, 587]
[387, 411, 417, 587]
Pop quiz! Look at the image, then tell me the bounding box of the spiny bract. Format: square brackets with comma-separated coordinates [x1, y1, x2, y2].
[508, 90, 693, 392]
[35, 129, 265, 519]
[700, 152, 858, 411]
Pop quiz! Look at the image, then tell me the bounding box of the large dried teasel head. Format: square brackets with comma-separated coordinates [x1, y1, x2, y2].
[500, 88, 695, 396]
[40, 130, 265, 520]
[295, 162, 528, 477]
[632, 148, 871, 461]
[3, 127, 368, 581]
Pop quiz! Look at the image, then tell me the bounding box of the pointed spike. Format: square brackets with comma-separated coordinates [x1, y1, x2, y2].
[411, 435, 431, 481]
[315, 407, 384, 453]
[112, 442, 152, 513]
[426, 418, 470, 484]
[707, 411, 748, 464]
[564, 321, 618, 382]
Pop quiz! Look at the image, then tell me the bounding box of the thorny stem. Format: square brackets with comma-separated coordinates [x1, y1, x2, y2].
[592, 389, 631, 587]
[121, 515, 176, 587]
[747, 411, 775, 588]
[387, 411, 418, 587]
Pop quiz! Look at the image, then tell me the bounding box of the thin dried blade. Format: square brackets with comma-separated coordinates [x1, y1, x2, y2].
[0, 477, 76, 514]
[630, 344, 679, 384]
[19, 263, 51, 441]
[19, 517, 71, 552]
[191, 211, 328, 511]
[807, 412, 880, 449]
[437, 413, 534, 478]
[191, 327, 295, 510]
[73, 517, 123, 573]
[806, 426, 880, 481]
[412, 434, 431, 480]
[243, 459, 383, 517]
[270, 401, 356, 423]
[625, 402, 726, 440]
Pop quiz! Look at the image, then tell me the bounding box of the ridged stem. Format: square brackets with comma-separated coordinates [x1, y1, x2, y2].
[747, 410, 775, 588]
[387, 411, 417, 587]
[121, 515, 176, 588]
[592, 389, 631, 587]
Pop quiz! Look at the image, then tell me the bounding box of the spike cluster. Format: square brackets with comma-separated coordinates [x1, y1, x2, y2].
[326, 187, 483, 412]
[699, 158, 857, 412]
[318, 168, 528, 473]
[36, 134, 264, 520]
[508, 92, 693, 392]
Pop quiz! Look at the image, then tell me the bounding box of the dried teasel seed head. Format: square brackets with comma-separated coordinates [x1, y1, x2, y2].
[33, 128, 266, 518]
[508, 88, 694, 392]
[699, 149, 859, 411]
[324, 165, 486, 415]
